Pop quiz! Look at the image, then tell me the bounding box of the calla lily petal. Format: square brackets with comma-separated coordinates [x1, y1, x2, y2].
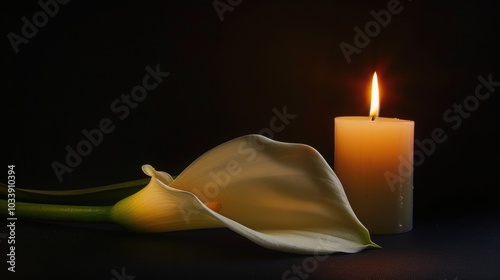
[112, 134, 379, 254]
[111, 166, 224, 232]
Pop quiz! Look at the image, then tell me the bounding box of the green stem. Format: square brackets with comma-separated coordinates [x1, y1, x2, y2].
[0, 178, 150, 205]
[1, 199, 114, 223]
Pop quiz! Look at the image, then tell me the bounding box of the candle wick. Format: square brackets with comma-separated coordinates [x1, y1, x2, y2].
[371, 116, 375, 121]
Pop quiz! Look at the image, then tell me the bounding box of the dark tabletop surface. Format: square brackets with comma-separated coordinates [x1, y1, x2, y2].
[2, 205, 499, 280]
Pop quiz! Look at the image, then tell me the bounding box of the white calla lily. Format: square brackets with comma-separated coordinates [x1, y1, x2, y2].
[111, 134, 379, 254]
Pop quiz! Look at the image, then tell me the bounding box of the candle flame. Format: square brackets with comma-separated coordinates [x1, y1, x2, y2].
[370, 72, 379, 121]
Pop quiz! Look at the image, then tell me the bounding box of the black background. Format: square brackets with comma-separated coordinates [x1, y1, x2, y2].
[2, 0, 500, 279]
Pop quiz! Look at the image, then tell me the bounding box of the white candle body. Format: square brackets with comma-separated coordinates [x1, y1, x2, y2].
[334, 116, 414, 234]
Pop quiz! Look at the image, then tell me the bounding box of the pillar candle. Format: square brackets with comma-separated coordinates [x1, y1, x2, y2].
[334, 73, 414, 234]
